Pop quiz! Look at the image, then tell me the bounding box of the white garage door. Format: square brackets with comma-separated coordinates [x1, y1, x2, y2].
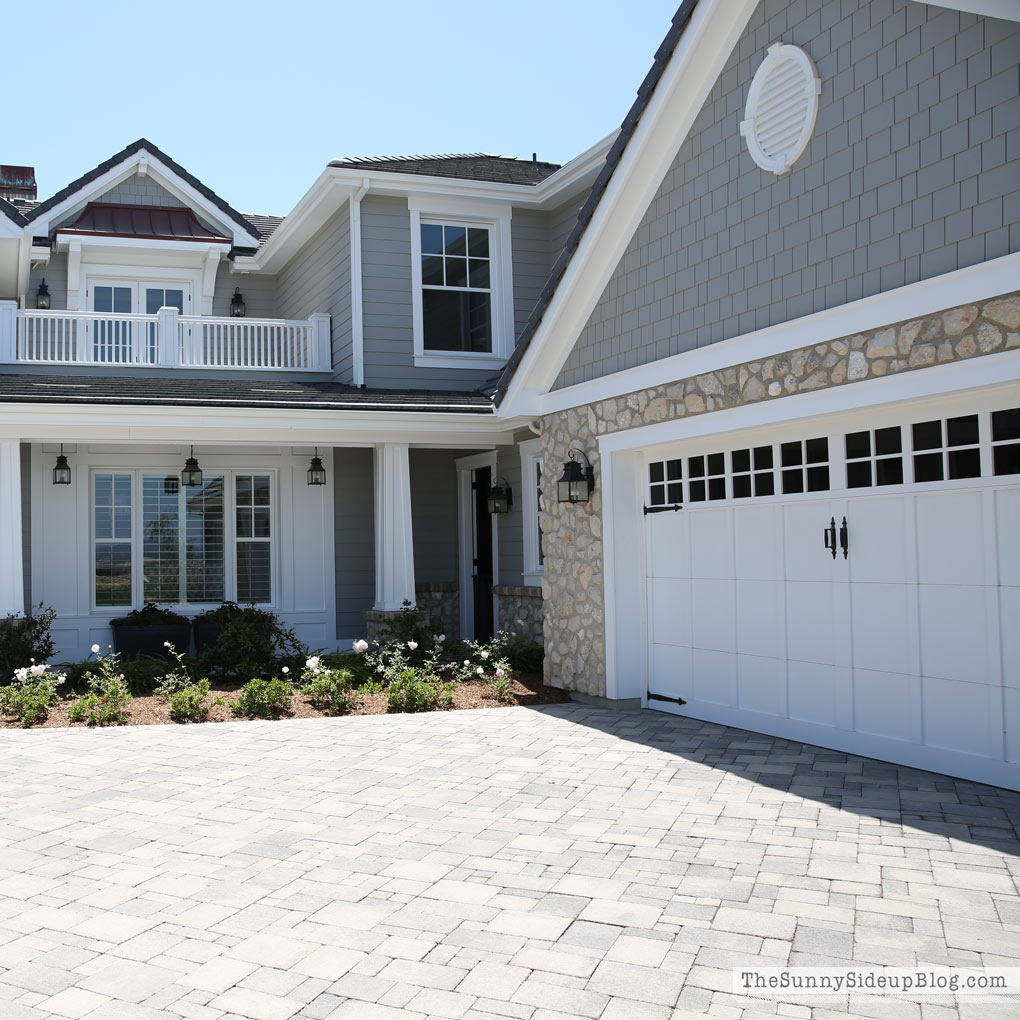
[644, 400, 1020, 789]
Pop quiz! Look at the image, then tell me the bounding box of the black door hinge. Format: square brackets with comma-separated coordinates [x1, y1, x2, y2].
[648, 692, 687, 706]
[643, 504, 683, 515]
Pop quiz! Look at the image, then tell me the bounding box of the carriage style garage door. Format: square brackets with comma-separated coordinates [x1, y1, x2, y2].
[643, 397, 1020, 789]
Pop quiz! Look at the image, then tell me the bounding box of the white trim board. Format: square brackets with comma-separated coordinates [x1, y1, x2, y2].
[538, 253, 1020, 417]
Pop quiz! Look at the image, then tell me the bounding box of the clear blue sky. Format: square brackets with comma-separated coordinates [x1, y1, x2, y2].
[8, 1, 680, 216]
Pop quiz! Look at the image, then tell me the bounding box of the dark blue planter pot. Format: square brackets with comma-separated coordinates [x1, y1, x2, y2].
[111, 623, 191, 661]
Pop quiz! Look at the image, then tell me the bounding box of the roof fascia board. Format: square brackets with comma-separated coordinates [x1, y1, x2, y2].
[911, 0, 1020, 21]
[533, 251, 1020, 416]
[531, 133, 617, 205]
[0, 402, 509, 444]
[53, 234, 231, 256]
[498, 0, 759, 419]
[243, 170, 357, 273]
[31, 151, 260, 249]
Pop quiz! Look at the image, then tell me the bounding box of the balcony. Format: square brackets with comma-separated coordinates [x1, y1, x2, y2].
[0, 303, 331, 372]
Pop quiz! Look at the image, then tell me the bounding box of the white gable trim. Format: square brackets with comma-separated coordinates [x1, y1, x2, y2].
[535, 251, 1020, 416]
[913, 0, 1020, 22]
[30, 150, 260, 249]
[497, 0, 760, 418]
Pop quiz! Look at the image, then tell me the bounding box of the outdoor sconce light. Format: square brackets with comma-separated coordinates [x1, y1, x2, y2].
[557, 448, 594, 504]
[181, 446, 203, 487]
[486, 477, 513, 514]
[35, 279, 50, 310]
[307, 448, 327, 486]
[230, 287, 246, 317]
[163, 474, 180, 495]
[52, 444, 71, 485]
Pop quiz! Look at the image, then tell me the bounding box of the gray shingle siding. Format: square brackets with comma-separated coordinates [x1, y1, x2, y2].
[276, 204, 352, 380]
[211, 263, 277, 319]
[512, 209, 551, 339]
[554, 0, 1020, 390]
[96, 176, 185, 208]
[410, 449, 461, 584]
[334, 447, 374, 639]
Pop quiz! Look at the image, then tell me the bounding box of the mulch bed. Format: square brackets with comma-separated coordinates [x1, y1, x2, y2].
[0, 675, 571, 729]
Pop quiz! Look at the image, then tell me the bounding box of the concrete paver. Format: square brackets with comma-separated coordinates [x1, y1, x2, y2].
[0, 704, 1017, 1019]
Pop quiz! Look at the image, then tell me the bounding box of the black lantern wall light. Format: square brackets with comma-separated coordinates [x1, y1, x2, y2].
[52, 444, 71, 485]
[486, 477, 513, 514]
[230, 288, 246, 317]
[35, 279, 51, 310]
[557, 448, 595, 504]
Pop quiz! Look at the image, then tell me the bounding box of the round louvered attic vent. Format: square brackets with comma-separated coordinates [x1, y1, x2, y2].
[740, 43, 821, 175]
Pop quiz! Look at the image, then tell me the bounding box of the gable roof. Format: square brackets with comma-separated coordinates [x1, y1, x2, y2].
[491, 0, 700, 405]
[25, 138, 261, 242]
[329, 153, 561, 186]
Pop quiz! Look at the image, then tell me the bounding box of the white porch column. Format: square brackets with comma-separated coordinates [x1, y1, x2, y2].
[0, 301, 16, 364]
[0, 440, 25, 615]
[373, 443, 415, 611]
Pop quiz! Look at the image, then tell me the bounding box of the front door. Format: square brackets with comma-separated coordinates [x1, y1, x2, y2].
[88, 280, 191, 363]
[472, 466, 494, 641]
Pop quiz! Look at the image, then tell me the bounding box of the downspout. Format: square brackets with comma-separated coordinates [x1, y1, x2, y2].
[349, 178, 369, 387]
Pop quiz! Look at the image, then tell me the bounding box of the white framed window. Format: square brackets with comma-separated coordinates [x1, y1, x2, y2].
[520, 438, 544, 585]
[91, 468, 275, 610]
[409, 197, 514, 370]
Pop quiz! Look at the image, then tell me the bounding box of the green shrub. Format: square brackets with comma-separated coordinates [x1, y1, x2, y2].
[61, 654, 167, 697]
[490, 674, 516, 704]
[301, 657, 360, 714]
[67, 653, 132, 726]
[386, 669, 453, 713]
[231, 676, 293, 718]
[109, 602, 189, 627]
[484, 630, 544, 674]
[0, 605, 56, 687]
[197, 606, 306, 683]
[0, 665, 66, 726]
[167, 679, 210, 722]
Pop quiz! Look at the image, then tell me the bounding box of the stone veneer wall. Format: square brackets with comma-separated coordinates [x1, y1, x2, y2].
[540, 291, 1020, 697]
[492, 586, 543, 645]
[363, 581, 459, 641]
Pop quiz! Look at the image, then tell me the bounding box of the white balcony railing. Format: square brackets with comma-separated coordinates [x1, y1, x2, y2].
[0, 302, 331, 372]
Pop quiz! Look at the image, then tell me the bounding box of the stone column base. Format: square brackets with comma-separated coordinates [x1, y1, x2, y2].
[363, 581, 460, 641]
[492, 585, 543, 644]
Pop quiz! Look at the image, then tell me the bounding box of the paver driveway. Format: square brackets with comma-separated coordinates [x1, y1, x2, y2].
[0, 704, 1018, 1020]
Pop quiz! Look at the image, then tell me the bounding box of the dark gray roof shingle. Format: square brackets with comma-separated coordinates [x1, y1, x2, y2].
[243, 213, 285, 243]
[0, 373, 494, 413]
[329, 153, 561, 186]
[491, 0, 699, 404]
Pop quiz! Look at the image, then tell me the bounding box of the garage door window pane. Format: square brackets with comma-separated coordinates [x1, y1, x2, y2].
[992, 407, 1020, 475]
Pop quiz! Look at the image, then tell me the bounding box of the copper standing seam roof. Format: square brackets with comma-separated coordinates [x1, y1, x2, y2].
[56, 202, 231, 244]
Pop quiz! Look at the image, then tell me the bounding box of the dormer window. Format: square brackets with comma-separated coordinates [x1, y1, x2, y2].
[409, 198, 513, 370]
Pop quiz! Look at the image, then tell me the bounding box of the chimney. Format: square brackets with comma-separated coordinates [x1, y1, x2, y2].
[0, 166, 37, 204]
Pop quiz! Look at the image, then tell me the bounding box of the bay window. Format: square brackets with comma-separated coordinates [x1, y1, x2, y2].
[93, 469, 273, 608]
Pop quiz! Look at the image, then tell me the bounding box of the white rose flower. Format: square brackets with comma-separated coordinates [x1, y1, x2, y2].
[352, 639, 369, 654]
[14, 668, 29, 682]
[463, 660, 470, 666]
[407, 641, 418, 651]
[91, 644, 101, 654]
[437, 634, 445, 642]
[480, 650, 489, 660]
[30, 664, 46, 677]
[476, 666, 484, 676]
[496, 668, 506, 678]
[281, 666, 290, 675]
[306, 656, 321, 669]
[163, 641, 172, 648]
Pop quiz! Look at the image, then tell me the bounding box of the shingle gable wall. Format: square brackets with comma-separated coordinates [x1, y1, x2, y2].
[554, 0, 1020, 390]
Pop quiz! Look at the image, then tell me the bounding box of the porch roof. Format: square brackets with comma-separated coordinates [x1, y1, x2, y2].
[0, 373, 495, 413]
